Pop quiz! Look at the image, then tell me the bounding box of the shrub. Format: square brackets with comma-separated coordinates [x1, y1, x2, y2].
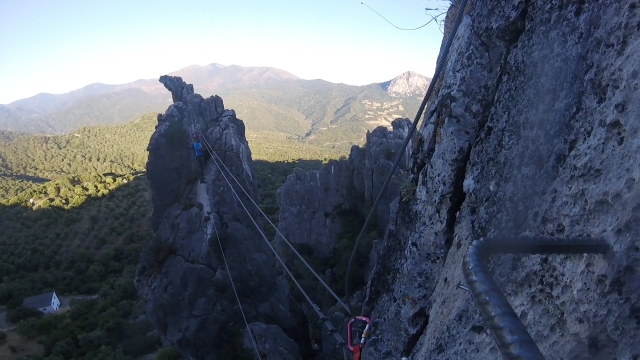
[51, 338, 76, 358]
[6, 306, 43, 324]
[400, 180, 417, 201]
[219, 328, 254, 360]
[155, 347, 183, 360]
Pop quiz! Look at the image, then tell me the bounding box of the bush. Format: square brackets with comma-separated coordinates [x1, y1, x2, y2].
[219, 328, 254, 360]
[6, 306, 43, 324]
[0, 330, 7, 343]
[155, 347, 183, 360]
[51, 338, 76, 358]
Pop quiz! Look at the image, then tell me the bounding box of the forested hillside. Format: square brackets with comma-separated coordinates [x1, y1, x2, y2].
[226, 80, 420, 139]
[1, 64, 426, 153]
[0, 111, 159, 359]
[0, 112, 342, 359]
[0, 114, 155, 181]
[0, 174, 154, 360]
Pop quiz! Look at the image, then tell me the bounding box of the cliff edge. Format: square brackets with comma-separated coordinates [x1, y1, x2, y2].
[365, 1, 640, 359]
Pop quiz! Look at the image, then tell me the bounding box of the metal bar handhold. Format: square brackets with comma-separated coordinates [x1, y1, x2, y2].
[463, 236, 609, 360]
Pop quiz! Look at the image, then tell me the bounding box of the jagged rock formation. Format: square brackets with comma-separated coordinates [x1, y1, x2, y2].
[135, 76, 308, 359]
[380, 71, 431, 97]
[275, 160, 354, 261]
[365, 1, 640, 359]
[352, 119, 413, 232]
[276, 118, 411, 262]
[243, 323, 302, 360]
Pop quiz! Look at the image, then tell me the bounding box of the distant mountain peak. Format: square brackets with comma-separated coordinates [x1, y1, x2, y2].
[169, 63, 300, 84]
[380, 71, 431, 97]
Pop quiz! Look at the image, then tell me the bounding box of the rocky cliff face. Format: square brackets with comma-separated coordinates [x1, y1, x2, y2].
[136, 1, 640, 358]
[365, 1, 640, 359]
[135, 76, 306, 359]
[276, 118, 411, 263]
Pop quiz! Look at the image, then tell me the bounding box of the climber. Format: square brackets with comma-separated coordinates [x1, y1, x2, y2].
[192, 133, 206, 183]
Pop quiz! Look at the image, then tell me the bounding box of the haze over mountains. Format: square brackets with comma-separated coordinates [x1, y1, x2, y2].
[0, 63, 430, 145]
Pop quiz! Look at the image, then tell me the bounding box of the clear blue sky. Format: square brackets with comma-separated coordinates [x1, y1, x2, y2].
[0, 0, 450, 104]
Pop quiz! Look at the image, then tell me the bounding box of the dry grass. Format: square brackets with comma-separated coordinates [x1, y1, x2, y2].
[0, 329, 43, 360]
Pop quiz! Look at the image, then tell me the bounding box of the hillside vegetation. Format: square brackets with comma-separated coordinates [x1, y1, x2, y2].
[0, 115, 157, 359]
[0, 175, 153, 360]
[0, 112, 345, 359]
[0, 114, 156, 182]
[1, 64, 426, 150]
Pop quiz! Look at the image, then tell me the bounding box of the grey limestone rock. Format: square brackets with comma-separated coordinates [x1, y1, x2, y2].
[365, 1, 640, 359]
[136, 76, 307, 359]
[244, 322, 302, 360]
[276, 118, 412, 263]
[361, 119, 413, 232]
[276, 160, 354, 261]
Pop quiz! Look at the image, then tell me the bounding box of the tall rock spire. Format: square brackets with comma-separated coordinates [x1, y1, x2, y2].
[136, 76, 307, 359]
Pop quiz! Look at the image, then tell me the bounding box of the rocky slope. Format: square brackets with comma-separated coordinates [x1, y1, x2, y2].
[135, 76, 307, 359]
[363, 0, 640, 359]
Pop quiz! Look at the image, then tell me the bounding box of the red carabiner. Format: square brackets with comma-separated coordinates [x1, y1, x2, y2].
[347, 316, 372, 360]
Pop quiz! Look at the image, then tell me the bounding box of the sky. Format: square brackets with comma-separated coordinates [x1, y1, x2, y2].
[0, 0, 450, 104]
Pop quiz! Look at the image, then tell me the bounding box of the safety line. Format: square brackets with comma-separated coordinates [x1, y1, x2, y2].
[197, 130, 353, 317]
[190, 120, 261, 357]
[210, 214, 261, 359]
[361, 1, 446, 31]
[344, 0, 469, 313]
[198, 135, 349, 354]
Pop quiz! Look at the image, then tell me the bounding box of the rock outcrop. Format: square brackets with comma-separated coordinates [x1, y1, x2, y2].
[136, 76, 308, 359]
[353, 119, 414, 231]
[136, 1, 640, 358]
[365, 1, 640, 359]
[276, 118, 411, 263]
[275, 160, 354, 261]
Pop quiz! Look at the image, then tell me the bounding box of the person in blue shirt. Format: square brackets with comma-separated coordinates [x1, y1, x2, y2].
[192, 134, 206, 183]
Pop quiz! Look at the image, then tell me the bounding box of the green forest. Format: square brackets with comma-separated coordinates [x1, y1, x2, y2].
[0, 112, 347, 359]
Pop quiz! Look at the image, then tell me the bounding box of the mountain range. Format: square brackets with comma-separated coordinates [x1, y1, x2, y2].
[0, 64, 430, 146]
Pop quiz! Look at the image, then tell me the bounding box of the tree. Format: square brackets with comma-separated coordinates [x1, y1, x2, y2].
[51, 338, 76, 358]
[6, 306, 43, 324]
[155, 347, 183, 360]
[78, 329, 108, 352]
[16, 317, 39, 339]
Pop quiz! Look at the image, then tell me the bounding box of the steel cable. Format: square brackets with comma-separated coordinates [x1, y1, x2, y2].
[210, 216, 262, 359]
[197, 129, 353, 317]
[361, 2, 446, 31]
[345, 0, 469, 313]
[198, 132, 349, 357]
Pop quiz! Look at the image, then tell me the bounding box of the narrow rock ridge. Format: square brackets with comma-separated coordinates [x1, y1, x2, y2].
[135, 76, 308, 359]
[366, 1, 640, 359]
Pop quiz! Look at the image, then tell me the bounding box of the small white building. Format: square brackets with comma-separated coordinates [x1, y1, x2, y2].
[22, 291, 61, 314]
